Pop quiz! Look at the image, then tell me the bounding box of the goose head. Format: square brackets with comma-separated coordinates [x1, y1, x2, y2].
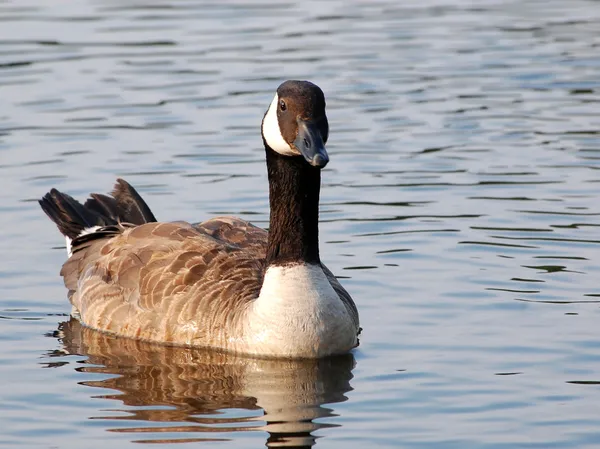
[261, 80, 329, 168]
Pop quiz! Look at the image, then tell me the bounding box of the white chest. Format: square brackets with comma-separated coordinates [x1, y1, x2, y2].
[245, 263, 357, 357]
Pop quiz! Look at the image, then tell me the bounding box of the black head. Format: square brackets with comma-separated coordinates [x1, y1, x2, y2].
[261, 80, 329, 168]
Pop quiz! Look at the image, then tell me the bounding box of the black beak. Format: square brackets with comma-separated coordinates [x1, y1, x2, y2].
[293, 119, 329, 168]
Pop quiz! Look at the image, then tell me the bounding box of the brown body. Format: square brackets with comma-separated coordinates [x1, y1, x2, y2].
[62, 216, 357, 353]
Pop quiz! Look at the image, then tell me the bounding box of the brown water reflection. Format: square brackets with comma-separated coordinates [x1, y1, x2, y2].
[47, 318, 355, 447]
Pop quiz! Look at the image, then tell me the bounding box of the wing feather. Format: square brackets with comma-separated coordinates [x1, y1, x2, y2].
[64, 220, 266, 349]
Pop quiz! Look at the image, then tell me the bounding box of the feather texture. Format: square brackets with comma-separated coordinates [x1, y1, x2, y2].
[58, 216, 358, 356]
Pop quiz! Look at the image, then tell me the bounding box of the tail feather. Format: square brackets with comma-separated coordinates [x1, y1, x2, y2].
[39, 178, 157, 251]
[84, 193, 119, 222]
[39, 189, 113, 240]
[111, 178, 157, 225]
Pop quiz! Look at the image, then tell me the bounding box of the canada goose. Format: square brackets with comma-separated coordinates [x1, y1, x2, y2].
[39, 80, 360, 358]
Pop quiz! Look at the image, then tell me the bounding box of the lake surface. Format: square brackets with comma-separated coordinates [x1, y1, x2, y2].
[2, 0, 600, 447]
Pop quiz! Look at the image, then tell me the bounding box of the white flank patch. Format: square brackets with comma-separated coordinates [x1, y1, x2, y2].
[66, 226, 102, 257]
[247, 263, 357, 357]
[262, 94, 298, 156]
[65, 237, 73, 258]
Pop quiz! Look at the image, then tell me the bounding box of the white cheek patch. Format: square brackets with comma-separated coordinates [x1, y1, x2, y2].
[262, 94, 298, 156]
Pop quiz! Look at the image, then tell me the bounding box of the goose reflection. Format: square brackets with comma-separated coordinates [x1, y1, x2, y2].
[47, 318, 356, 447]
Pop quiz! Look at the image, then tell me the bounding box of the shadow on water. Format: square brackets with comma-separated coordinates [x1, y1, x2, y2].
[43, 318, 355, 447]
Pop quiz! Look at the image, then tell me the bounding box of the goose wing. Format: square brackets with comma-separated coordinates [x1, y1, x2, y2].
[192, 216, 268, 255]
[62, 221, 266, 348]
[320, 264, 360, 331]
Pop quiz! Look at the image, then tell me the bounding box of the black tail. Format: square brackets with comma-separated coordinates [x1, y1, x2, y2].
[39, 178, 157, 239]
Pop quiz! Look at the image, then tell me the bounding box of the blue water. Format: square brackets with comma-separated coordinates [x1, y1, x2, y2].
[2, 0, 600, 447]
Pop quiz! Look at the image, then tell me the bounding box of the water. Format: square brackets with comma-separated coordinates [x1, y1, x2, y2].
[2, 0, 600, 447]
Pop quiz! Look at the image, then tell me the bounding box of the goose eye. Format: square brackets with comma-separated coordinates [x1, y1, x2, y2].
[279, 100, 287, 111]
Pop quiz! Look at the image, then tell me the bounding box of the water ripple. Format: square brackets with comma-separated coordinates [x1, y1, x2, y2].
[3, 0, 600, 447]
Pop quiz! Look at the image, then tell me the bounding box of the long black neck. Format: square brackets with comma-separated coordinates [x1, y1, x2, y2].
[265, 144, 322, 266]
